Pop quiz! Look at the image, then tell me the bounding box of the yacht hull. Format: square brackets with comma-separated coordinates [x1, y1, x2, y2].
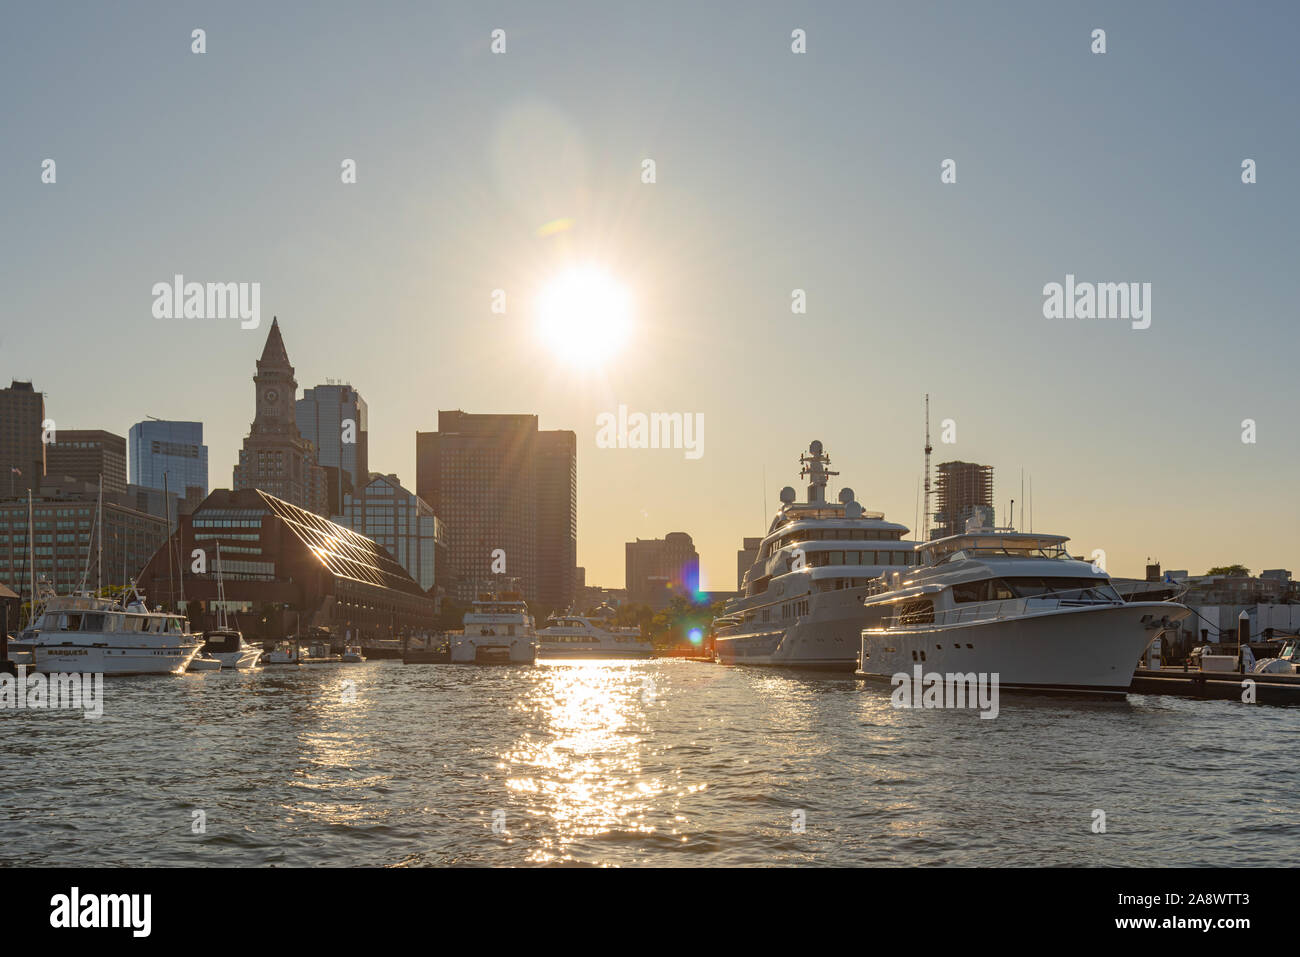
[537, 647, 653, 660]
[34, 640, 204, 676]
[450, 638, 536, 665]
[209, 646, 263, 670]
[856, 602, 1187, 695]
[715, 587, 867, 670]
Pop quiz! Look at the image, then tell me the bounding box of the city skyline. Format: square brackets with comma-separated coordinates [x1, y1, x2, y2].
[3, 3, 1299, 589]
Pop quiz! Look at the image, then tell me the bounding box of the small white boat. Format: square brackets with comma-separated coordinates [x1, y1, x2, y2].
[342, 645, 366, 663]
[197, 543, 262, 669]
[188, 656, 222, 672]
[266, 641, 304, 664]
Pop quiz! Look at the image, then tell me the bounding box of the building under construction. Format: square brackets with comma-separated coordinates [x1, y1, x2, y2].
[931, 461, 994, 540]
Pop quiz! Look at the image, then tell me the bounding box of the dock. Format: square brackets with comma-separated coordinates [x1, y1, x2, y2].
[1130, 667, 1300, 706]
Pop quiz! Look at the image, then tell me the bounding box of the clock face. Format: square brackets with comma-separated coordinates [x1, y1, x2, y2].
[264, 389, 279, 404]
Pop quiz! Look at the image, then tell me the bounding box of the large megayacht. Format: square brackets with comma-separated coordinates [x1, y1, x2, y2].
[713, 441, 920, 670]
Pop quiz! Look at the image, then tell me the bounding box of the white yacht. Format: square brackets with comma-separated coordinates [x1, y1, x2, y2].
[194, 543, 262, 670]
[714, 441, 921, 670]
[537, 610, 653, 659]
[452, 586, 537, 665]
[31, 588, 204, 676]
[856, 526, 1191, 695]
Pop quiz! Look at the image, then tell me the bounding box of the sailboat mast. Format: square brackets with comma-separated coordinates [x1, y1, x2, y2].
[27, 490, 35, 625]
[97, 473, 103, 595]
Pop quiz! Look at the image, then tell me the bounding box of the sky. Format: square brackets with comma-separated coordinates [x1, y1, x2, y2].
[2, 1, 1298, 590]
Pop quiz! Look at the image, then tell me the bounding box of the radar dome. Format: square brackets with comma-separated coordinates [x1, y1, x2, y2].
[809, 440, 823, 455]
[838, 487, 855, 504]
[844, 502, 863, 519]
[779, 486, 796, 504]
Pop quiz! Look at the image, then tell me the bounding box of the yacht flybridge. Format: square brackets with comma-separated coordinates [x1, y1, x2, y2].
[856, 525, 1190, 695]
[714, 441, 920, 670]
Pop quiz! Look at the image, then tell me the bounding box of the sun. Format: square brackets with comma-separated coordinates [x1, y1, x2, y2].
[535, 266, 632, 365]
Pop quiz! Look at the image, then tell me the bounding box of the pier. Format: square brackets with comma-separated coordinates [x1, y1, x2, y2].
[1129, 667, 1300, 706]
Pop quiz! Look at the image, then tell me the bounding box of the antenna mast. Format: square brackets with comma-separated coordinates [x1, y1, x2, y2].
[922, 395, 932, 542]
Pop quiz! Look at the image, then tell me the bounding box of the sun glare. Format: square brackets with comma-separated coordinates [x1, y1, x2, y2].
[535, 266, 632, 365]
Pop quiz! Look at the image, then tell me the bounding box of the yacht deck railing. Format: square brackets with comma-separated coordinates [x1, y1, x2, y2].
[883, 588, 1122, 630]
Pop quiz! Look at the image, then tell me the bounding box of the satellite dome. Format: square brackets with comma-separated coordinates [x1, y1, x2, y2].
[838, 487, 855, 504]
[844, 502, 863, 519]
[779, 486, 796, 504]
[809, 440, 823, 455]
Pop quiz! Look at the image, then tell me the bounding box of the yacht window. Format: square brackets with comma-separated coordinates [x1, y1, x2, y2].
[81, 614, 106, 631]
[952, 582, 984, 603]
[828, 551, 843, 565]
[899, 599, 934, 624]
[62, 614, 82, 631]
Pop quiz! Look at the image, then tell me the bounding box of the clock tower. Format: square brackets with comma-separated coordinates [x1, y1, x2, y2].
[232, 318, 328, 515]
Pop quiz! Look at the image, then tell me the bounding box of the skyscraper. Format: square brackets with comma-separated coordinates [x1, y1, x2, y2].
[536, 430, 578, 614]
[416, 411, 577, 613]
[626, 532, 700, 608]
[0, 380, 45, 498]
[129, 420, 208, 498]
[232, 318, 328, 516]
[334, 473, 446, 594]
[297, 382, 368, 516]
[931, 461, 995, 539]
[45, 429, 127, 493]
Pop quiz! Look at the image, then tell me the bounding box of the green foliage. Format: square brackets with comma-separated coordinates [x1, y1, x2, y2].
[1207, 564, 1250, 577]
[645, 594, 726, 648]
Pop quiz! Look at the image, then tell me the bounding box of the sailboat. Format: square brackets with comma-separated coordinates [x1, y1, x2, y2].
[195, 542, 262, 670]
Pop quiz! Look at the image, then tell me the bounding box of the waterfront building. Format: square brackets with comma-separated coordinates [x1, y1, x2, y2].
[45, 429, 127, 494]
[416, 410, 577, 613]
[931, 460, 995, 539]
[0, 484, 169, 604]
[334, 473, 447, 594]
[626, 532, 700, 608]
[232, 319, 329, 516]
[138, 487, 437, 641]
[129, 420, 208, 499]
[0, 380, 46, 498]
[297, 382, 368, 516]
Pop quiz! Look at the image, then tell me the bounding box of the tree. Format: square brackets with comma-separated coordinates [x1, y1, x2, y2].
[1207, 565, 1250, 577]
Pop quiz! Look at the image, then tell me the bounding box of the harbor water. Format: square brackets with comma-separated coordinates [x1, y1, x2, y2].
[1, 659, 1295, 867]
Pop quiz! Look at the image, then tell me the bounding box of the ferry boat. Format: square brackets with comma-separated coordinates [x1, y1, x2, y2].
[30, 587, 204, 676]
[451, 585, 536, 665]
[856, 525, 1190, 696]
[537, 610, 653, 659]
[713, 440, 921, 670]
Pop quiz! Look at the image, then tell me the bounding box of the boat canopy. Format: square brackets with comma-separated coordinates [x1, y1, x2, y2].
[918, 531, 1071, 566]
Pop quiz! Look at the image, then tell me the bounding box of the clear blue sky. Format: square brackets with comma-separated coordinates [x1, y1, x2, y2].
[3, 1, 1297, 588]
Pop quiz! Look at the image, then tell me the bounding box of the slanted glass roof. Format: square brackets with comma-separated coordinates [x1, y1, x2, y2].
[255, 491, 427, 595]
